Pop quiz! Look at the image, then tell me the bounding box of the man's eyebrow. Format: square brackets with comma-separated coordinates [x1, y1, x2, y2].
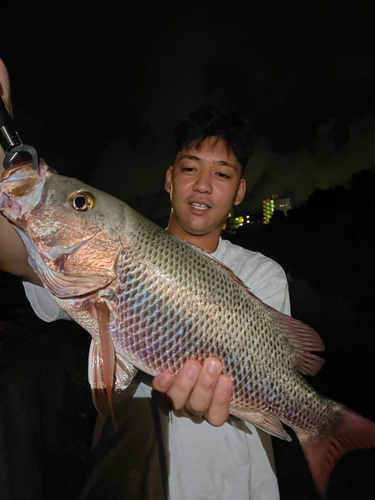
[179, 155, 237, 169]
[179, 154, 201, 161]
[214, 160, 237, 169]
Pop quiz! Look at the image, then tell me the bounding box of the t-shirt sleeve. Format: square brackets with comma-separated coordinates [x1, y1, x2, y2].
[252, 274, 291, 315]
[23, 281, 71, 322]
[243, 260, 291, 316]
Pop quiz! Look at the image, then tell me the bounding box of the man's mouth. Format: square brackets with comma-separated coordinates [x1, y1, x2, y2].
[190, 202, 210, 210]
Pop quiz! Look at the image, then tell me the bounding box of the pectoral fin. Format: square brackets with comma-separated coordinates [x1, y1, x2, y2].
[230, 407, 291, 441]
[87, 300, 116, 426]
[88, 339, 138, 416]
[89, 340, 112, 417]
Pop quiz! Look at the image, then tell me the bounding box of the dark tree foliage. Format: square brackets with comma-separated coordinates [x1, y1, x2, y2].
[232, 167, 375, 310]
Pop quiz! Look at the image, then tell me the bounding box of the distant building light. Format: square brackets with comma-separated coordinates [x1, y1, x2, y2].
[262, 196, 292, 223]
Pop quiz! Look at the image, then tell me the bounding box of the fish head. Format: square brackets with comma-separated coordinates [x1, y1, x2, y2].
[0, 161, 124, 298]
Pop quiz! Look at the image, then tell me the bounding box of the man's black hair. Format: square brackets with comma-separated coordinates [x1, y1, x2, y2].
[173, 104, 254, 174]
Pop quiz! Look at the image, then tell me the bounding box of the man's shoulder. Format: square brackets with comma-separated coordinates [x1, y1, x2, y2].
[216, 238, 284, 278]
[215, 238, 290, 312]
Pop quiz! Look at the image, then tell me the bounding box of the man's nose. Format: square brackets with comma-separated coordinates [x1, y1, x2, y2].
[193, 170, 212, 194]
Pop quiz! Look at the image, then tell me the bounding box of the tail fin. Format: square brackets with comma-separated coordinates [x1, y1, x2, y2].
[296, 407, 375, 498]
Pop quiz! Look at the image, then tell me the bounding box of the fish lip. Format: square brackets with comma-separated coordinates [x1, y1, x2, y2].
[1, 159, 50, 181]
[1, 162, 32, 181]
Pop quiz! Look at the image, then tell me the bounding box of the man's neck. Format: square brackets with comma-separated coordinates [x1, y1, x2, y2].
[167, 222, 221, 254]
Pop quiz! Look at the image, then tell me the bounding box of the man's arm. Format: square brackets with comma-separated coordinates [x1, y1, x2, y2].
[0, 58, 41, 285]
[0, 213, 41, 284]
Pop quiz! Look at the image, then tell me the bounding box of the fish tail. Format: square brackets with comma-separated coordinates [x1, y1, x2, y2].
[296, 407, 375, 498]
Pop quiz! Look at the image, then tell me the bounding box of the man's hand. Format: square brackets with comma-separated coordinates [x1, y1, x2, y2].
[152, 357, 232, 427]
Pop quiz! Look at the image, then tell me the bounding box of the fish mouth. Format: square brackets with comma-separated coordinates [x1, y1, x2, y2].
[0, 160, 49, 224]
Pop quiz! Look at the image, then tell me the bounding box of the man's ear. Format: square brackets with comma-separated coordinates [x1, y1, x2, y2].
[164, 166, 173, 194]
[234, 178, 246, 206]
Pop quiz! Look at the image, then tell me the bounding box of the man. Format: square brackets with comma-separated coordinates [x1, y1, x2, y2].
[153, 105, 290, 500]
[0, 59, 290, 499]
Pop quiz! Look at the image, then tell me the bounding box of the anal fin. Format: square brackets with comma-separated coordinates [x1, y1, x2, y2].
[230, 407, 292, 441]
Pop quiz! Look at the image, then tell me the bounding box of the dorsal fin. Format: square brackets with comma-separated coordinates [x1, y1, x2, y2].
[263, 304, 325, 375]
[187, 242, 325, 376]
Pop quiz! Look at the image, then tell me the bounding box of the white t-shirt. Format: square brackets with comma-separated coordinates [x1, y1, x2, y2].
[23, 237, 290, 500]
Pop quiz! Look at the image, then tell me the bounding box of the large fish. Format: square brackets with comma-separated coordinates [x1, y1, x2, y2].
[1, 160, 374, 496]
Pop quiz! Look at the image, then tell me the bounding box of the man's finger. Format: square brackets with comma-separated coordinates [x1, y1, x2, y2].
[152, 371, 174, 393]
[0, 58, 12, 166]
[204, 374, 232, 427]
[185, 357, 222, 416]
[0, 59, 12, 115]
[162, 360, 201, 410]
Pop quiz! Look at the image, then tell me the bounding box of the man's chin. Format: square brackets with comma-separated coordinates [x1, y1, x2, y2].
[181, 223, 220, 238]
[169, 213, 224, 239]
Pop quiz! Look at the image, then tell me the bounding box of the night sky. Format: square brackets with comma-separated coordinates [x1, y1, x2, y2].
[2, 1, 375, 213]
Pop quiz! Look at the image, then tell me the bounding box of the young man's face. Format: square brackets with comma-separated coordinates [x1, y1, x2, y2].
[165, 137, 246, 242]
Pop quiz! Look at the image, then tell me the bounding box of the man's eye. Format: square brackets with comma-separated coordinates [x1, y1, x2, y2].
[216, 172, 230, 179]
[182, 167, 195, 173]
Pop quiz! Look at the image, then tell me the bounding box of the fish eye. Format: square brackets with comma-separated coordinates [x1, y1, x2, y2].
[69, 191, 95, 211]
